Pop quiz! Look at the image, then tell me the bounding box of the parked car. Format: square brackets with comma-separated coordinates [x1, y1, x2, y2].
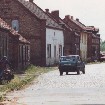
[58, 55, 85, 75]
[100, 53, 105, 62]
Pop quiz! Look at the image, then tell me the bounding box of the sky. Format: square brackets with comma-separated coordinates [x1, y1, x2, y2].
[33, 0, 105, 40]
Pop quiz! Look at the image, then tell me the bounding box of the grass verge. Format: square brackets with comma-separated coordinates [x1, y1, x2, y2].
[0, 65, 56, 101]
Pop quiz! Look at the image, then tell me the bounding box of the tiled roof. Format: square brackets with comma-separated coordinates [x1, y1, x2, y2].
[92, 34, 100, 39]
[59, 18, 79, 36]
[0, 18, 18, 36]
[59, 18, 72, 31]
[65, 17, 86, 30]
[86, 26, 99, 32]
[92, 34, 97, 37]
[0, 18, 12, 31]
[64, 16, 99, 33]
[17, 0, 62, 29]
[19, 35, 30, 44]
[72, 20, 86, 30]
[45, 11, 73, 31]
[0, 18, 30, 44]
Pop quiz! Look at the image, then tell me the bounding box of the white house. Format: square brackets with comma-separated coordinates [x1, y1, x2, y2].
[46, 28, 64, 66]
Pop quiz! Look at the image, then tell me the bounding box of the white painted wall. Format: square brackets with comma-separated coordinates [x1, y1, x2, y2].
[80, 32, 87, 61]
[46, 28, 64, 66]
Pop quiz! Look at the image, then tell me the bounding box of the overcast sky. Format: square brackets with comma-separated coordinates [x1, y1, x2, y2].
[34, 0, 105, 40]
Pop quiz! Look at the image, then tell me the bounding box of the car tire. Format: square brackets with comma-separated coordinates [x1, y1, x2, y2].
[77, 69, 80, 75]
[82, 68, 85, 74]
[66, 72, 68, 75]
[60, 70, 63, 76]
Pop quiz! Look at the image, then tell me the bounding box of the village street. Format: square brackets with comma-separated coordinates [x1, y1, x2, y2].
[2, 63, 105, 105]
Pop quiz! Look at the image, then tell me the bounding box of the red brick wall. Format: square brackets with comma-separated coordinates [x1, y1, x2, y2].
[63, 17, 82, 32]
[8, 35, 19, 69]
[63, 27, 74, 55]
[63, 18, 81, 55]
[40, 19, 46, 66]
[0, 0, 46, 66]
[87, 33, 100, 62]
[0, 28, 19, 69]
[87, 33, 92, 62]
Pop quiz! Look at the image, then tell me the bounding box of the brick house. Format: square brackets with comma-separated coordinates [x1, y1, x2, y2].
[0, 0, 100, 64]
[63, 15, 100, 62]
[0, 17, 30, 70]
[0, 0, 64, 66]
[86, 26, 100, 62]
[46, 10, 80, 56]
[63, 15, 88, 61]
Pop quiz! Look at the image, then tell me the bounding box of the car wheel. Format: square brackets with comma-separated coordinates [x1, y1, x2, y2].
[60, 70, 63, 76]
[82, 68, 85, 74]
[66, 72, 68, 75]
[77, 69, 80, 75]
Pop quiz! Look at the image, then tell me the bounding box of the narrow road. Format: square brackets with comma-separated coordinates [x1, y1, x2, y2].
[2, 63, 105, 105]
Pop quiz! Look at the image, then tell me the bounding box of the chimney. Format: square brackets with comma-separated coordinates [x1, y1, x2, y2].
[65, 15, 71, 19]
[29, 0, 33, 3]
[71, 16, 73, 20]
[51, 10, 59, 22]
[45, 9, 49, 13]
[64, 15, 71, 23]
[76, 18, 79, 22]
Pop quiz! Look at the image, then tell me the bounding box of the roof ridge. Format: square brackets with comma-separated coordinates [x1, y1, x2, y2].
[17, 0, 62, 29]
[70, 18, 86, 30]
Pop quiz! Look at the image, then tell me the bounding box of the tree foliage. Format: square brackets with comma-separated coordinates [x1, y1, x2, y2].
[100, 40, 105, 51]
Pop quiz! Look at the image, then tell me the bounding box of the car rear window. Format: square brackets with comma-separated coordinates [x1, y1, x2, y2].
[60, 56, 77, 61]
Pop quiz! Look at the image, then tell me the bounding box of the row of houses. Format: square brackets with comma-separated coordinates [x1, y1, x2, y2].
[0, 0, 100, 69]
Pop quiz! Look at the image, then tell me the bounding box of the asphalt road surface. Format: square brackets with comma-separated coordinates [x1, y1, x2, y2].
[2, 63, 105, 105]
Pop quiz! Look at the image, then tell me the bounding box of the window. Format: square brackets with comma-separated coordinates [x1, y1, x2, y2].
[47, 44, 51, 58]
[23, 46, 26, 61]
[27, 46, 30, 61]
[0, 34, 8, 58]
[59, 45, 62, 57]
[54, 45, 56, 58]
[26, 46, 28, 61]
[12, 20, 19, 31]
[19, 45, 22, 62]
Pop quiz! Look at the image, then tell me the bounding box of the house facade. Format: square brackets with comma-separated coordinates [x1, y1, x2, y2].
[86, 26, 100, 62]
[46, 28, 64, 66]
[63, 15, 100, 62]
[0, 18, 30, 70]
[0, 0, 64, 66]
[80, 31, 88, 61]
[48, 10, 80, 56]
[63, 15, 87, 61]
[0, 0, 100, 65]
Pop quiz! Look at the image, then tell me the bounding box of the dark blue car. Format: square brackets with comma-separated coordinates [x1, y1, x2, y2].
[58, 55, 85, 75]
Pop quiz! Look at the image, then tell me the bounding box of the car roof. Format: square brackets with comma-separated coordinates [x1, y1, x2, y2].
[60, 55, 79, 57]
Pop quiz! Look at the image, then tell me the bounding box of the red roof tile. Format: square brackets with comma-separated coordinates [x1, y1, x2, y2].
[64, 15, 86, 30]
[17, 0, 62, 29]
[0, 18, 30, 44]
[86, 26, 99, 32]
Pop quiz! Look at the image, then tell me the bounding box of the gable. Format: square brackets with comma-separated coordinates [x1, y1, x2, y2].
[17, 0, 62, 29]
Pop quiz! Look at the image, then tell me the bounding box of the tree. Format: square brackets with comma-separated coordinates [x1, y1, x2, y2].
[100, 39, 105, 51]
